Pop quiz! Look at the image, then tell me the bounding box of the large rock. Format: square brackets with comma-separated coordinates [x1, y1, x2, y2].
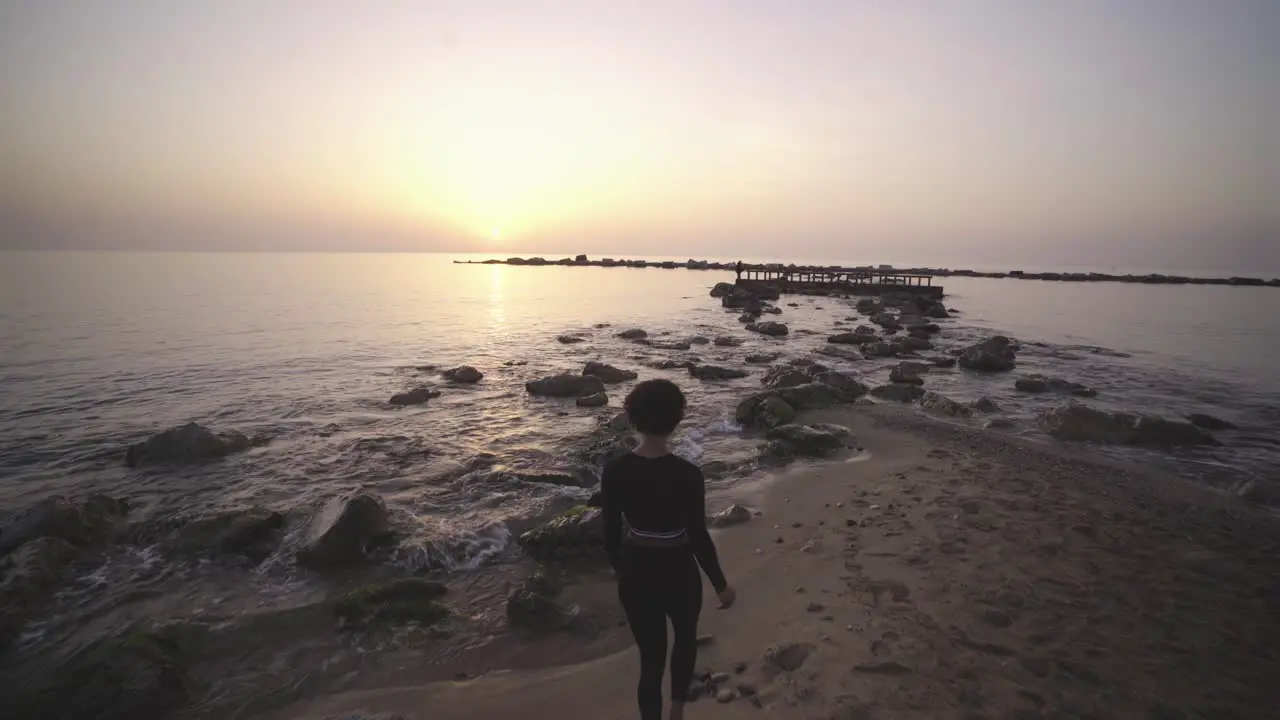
[2, 537, 78, 603]
[745, 353, 780, 364]
[296, 493, 389, 570]
[958, 336, 1017, 372]
[870, 384, 926, 403]
[828, 332, 880, 346]
[863, 342, 897, 358]
[900, 337, 934, 352]
[889, 361, 927, 385]
[709, 282, 735, 298]
[760, 423, 853, 463]
[1015, 374, 1096, 397]
[0, 494, 129, 555]
[971, 397, 1000, 413]
[713, 336, 743, 347]
[1039, 404, 1219, 447]
[813, 371, 869, 401]
[526, 373, 607, 397]
[172, 507, 284, 561]
[518, 507, 605, 560]
[721, 289, 762, 310]
[689, 365, 750, 381]
[442, 365, 483, 383]
[335, 578, 450, 629]
[920, 392, 972, 417]
[735, 383, 839, 427]
[1186, 413, 1236, 431]
[871, 312, 901, 330]
[582, 361, 638, 383]
[124, 422, 251, 466]
[761, 361, 827, 389]
[753, 395, 796, 428]
[556, 334, 586, 344]
[618, 328, 648, 340]
[576, 392, 609, 408]
[389, 386, 440, 406]
[746, 321, 789, 337]
[855, 298, 883, 314]
[708, 504, 753, 528]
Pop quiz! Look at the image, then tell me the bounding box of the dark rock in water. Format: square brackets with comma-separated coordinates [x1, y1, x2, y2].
[737, 312, 757, 323]
[708, 504, 752, 528]
[814, 345, 863, 362]
[900, 337, 933, 351]
[389, 386, 441, 406]
[985, 418, 1017, 430]
[296, 493, 389, 570]
[576, 392, 609, 408]
[125, 422, 251, 466]
[760, 423, 853, 463]
[746, 321, 789, 337]
[889, 361, 927, 385]
[828, 332, 880, 346]
[871, 312, 901, 330]
[518, 506, 605, 560]
[618, 328, 648, 340]
[582, 361, 638, 383]
[526, 373, 607, 397]
[925, 303, 950, 319]
[173, 507, 284, 561]
[812, 371, 869, 401]
[929, 355, 958, 368]
[1040, 403, 1220, 447]
[713, 336, 743, 347]
[971, 397, 1000, 413]
[958, 336, 1017, 372]
[556, 334, 586, 344]
[13, 626, 190, 720]
[649, 358, 698, 370]
[870, 384, 926, 403]
[762, 364, 824, 389]
[336, 578, 449, 629]
[753, 395, 796, 428]
[1, 494, 129, 555]
[735, 383, 839, 427]
[1187, 413, 1236, 431]
[1015, 374, 1096, 397]
[648, 340, 693, 351]
[442, 365, 483, 383]
[2, 537, 78, 606]
[920, 391, 972, 417]
[744, 353, 780, 364]
[487, 467, 585, 488]
[762, 306, 783, 315]
[689, 335, 711, 345]
[689, 365, 750, 381]
[710, 282, 735, 298]
[863, 342, 897, 358]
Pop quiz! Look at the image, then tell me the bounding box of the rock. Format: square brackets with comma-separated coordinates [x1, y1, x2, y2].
[689, 335, 711, 345]
[828, 332, 880, 345]
[958, 336, 1017, 372]
[618, 328, 648, 340]
[920, 391, 972, 417]
[889, 361, 927, 385]
[863, 342, 896, 358]
[526, 374, 607, 397]
[855, 298, 882, 314]
[762, 306, 782, 315]
[929, 355, 958, 368]
[0, 494, 129, 555]
[335, 578, 450, 628]
[296, 493, 389, 570]
[764, 641, 813, 672]
[518, 506, 605, 560]
[737, 312, 757, 323]
[16, 627, 189, 720]
[871, 312, 901, 329]
[1187, 413, 1236, 431]
[442, 365, 483, 383]
[605, 411, 631, 431]
[735, 383, 839, 427]
[713, 336, 743, 347]
[762, 363, 824, 389]
[1015, 374, 1096, 397]
[506, 585, 574, 630]
[708, 504, 752, 528]
[582, 361, 638, 383]
[761, 423, 852, 462]
[925, 303, 950, 319]
[1039, 403, 1219, 447]
[746, 321, 789, 337]
[173, 507, 284, 561]
[812, 370, 869, 401]
[709, 282, 735, 298]
[124, 422, 251, 466]
[870, 384, 926, 403]
[389, 386, 440, 406]
[971, 397, 1000, 413]
[576, 392, 609, 407]
[900, 337, 933, 351]
[1130, 416, 1221, 447]
[556, 335, 586, 344]
[648, 340, 693, 351]
[689, 365, 749, 381]
[722, 289, 764, 310]
[754, 395, 797, 428]
[716, 689, 735, 703]
[985, 418, 1017, 430]
[744, 353, 780, 364]
[649, 358, 698, 370]
[1, 537, 78, 611]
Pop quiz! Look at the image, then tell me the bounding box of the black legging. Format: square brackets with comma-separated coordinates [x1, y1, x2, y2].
[618, 548, 703, 720]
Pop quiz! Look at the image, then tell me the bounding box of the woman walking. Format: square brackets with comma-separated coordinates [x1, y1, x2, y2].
[602, 379, 736, 720]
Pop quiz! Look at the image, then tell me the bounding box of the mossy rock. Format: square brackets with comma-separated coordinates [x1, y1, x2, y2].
[335, 578, 450, 628]
[517, 507, 605, 561]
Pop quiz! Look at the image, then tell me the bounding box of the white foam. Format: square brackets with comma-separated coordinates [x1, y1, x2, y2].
[395, 523, 512, 573]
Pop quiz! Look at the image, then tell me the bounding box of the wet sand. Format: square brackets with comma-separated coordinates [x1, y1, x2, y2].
[278, 404, 1280, 720]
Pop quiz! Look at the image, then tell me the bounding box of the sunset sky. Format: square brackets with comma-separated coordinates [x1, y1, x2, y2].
[1, 1, 1276, 271]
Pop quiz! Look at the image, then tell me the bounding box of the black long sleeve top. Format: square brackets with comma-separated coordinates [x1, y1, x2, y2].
[600, 452, 728, 593]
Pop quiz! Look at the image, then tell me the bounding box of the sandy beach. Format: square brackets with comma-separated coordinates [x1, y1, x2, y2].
[279, 404, 1280, 720]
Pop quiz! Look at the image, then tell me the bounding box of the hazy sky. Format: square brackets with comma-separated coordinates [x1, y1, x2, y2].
[2, 1, 1277, 271]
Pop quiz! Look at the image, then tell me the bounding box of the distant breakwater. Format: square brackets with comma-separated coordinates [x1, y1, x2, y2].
[456, 256, 1280, 288]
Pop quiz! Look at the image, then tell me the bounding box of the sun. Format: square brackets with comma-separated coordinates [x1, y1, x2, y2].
[490, 227, 502, 240]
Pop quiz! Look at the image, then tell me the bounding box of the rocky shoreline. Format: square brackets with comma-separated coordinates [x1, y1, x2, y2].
[1, 277, 1271, 719]
[457, 255, 1280, 288]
